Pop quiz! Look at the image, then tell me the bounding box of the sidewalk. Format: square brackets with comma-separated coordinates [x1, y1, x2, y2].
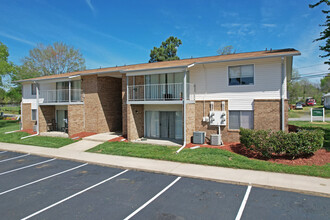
[0, 142, 329, 197]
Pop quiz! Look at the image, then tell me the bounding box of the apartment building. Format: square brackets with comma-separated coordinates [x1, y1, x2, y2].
[18, 48, 300, 144]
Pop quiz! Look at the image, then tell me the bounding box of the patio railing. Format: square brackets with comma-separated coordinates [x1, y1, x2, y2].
[39, 89, 82, 103]
[127, 83, 195, 101]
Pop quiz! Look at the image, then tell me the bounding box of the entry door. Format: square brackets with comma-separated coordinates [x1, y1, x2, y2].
[56, 110, 68, 132]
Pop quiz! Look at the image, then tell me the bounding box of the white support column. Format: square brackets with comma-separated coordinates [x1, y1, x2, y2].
[36, 82, 39, 134]
[323, 108, 325, 122]
[183, 70, 187, 144]
[69, 81, 71, 103]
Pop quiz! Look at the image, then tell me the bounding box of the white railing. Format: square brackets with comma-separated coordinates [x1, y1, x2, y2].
[39, 89, 82, 103]
[127, 83, 195, 101]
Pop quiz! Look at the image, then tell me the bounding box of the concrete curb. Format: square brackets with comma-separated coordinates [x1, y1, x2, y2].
[0, 142, 329, 197]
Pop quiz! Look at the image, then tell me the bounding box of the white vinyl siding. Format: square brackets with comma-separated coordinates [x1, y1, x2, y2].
[190, 57, 286, 101]
[229, 110, 254, 130]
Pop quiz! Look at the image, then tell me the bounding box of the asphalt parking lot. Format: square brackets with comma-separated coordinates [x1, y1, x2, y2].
[0, 150, 329, 220]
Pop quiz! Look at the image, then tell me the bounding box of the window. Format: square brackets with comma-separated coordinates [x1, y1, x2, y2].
[31, 84, 36, 95]
[228, 64, 254, 86]
[229, 111, 254, 129]
[31, 109, 37, 121]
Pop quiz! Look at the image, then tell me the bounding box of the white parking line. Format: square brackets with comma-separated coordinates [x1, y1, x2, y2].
[124, 176, 181, 220]
[0, 163, 88, 196]
[0, 154, 29, 163]
[0, 151, 8, 154]
[0, 158, 56, 176]
[21, 169, 129, 220]
[235, 185, 252, 220]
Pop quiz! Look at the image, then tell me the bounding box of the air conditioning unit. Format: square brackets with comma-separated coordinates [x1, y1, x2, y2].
[210, 134, 221, 146]
[193, 131, 205, 144]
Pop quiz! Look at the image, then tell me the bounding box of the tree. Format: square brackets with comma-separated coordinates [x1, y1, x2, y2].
[0, 41, 15, 86]
[149, 36, 182, 63]
[217, 45, 236, 55]
[13, 42, 86, 81]
[309, 0, 330, 65]
[320, 74, 330, 93]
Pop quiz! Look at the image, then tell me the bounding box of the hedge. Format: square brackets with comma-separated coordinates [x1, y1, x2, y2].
[239, 128, 324, 158]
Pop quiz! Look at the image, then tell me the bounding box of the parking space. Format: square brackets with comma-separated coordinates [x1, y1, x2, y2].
[0, 152, 328, 220]
[243, 187, 330, 220]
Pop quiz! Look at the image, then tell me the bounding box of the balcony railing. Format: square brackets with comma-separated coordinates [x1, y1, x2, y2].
[127, 83, 195, 102]
[39, 89, 82, 103]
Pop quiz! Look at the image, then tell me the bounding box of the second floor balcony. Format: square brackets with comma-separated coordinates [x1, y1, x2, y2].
[39, 89, 83, 104]
[127, 83, 195, 103]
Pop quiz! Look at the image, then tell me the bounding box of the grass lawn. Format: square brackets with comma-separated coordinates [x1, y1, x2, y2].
[289, 121, 330, 151]
[88, 141, 330, 178]
[0, 106, 20, 114]
[289, 105, 330, 118]
[0, 120, 75, 148]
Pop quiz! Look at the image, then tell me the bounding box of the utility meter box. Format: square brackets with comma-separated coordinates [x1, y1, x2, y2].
[209, 111, 226, 126]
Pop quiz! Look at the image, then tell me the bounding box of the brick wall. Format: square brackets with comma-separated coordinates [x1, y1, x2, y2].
[254, 99, 288, 132]
[98, 77, 122, 133]
[186, 103, 195, 143]
[82, 75, 99, 132]
[68, 104, 84, 136]
[81, 75, 122, 133]
[38, 106, 55, 133]
[22, 103, 35, 130]
[127, 104, 144, 141]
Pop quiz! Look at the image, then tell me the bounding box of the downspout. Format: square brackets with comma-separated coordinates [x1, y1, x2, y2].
[281, 57, 285, 131]
[176, 68, 188, 154]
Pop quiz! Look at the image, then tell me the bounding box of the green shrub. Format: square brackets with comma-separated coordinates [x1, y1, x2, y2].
[239, 128, 324, 158]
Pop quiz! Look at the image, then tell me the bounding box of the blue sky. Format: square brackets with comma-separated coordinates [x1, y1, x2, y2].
[0, 0, 329, 83]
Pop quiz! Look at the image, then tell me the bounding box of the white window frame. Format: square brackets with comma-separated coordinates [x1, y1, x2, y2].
[31, 109, 37, 121]
[228, 110, 254, 130]
[227, 64, 255, 86]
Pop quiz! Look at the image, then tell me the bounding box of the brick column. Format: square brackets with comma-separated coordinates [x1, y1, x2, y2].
[127, 104, 144, 141]
[185, 103, 195, 144]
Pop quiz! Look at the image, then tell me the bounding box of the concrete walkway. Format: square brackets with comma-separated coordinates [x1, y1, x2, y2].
[61, 132, 121, 152]
[0, 142, 329, 197]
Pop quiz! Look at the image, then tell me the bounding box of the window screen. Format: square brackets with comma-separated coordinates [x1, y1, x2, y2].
[31, 109, 37, 121]
[229, 111, 254, 129]
[31, 84, 36, 95]
[229, 65, 254, 86]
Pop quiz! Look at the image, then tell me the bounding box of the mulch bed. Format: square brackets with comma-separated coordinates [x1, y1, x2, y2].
[20, 129, 37, 135]
[70, 132, 97, 140]
[108, 136, 128, 142]
[186, 142, 330, 166]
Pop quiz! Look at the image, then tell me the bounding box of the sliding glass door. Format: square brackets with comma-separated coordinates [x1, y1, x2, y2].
[145, 111, 182, 140]
[56, 82, 69, 102]
[56, 110, 68, 132]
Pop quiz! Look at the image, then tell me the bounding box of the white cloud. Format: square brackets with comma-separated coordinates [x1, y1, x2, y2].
[262, 23, 277, 28]
[85, 0, 96, 15]
[0, 31, 35, 46]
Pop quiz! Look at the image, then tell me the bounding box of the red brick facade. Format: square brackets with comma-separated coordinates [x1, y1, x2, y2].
[22, 103, 35, 130]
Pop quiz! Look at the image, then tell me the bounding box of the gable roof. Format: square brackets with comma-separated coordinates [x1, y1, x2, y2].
[17, 48, 300, 82]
